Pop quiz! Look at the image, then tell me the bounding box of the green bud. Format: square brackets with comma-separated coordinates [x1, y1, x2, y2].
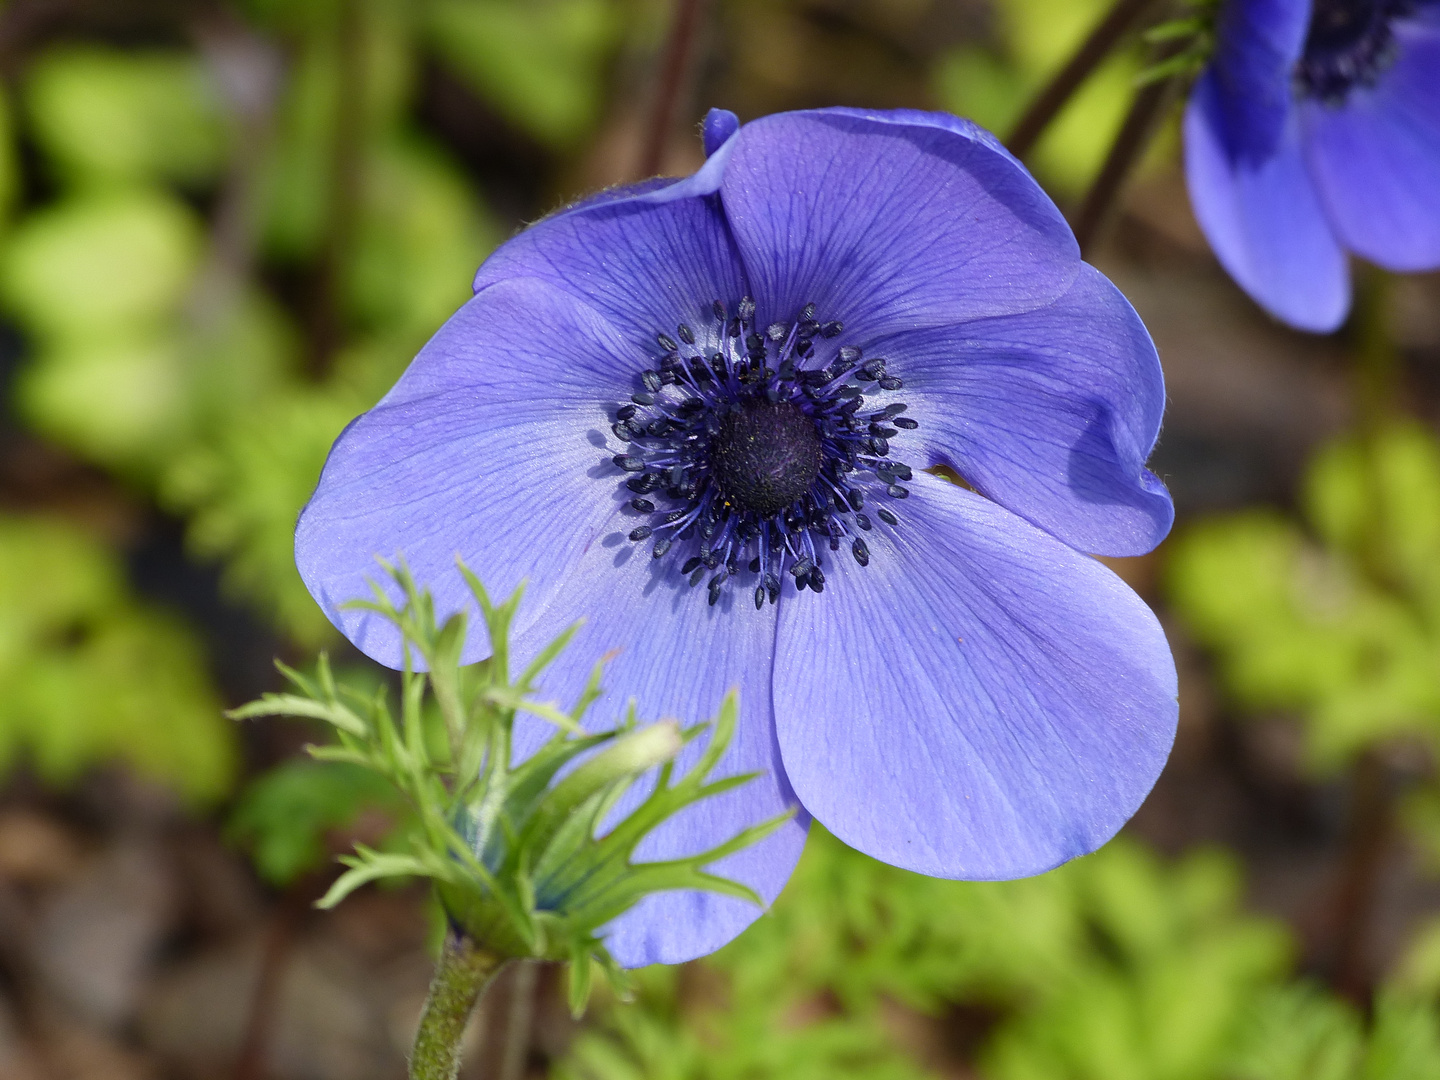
[229, 558, 790, 1009]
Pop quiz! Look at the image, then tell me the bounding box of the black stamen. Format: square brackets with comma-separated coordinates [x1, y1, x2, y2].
[605, 301, 916, 607]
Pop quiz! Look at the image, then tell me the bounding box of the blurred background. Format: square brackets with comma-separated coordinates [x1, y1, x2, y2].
[0, 0, 1438, 1077]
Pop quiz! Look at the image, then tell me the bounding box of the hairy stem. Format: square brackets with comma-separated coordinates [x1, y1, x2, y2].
[410, 931, 507, 1080]
[636, 0, 709, 179]
[1006, 0, 1158, 160]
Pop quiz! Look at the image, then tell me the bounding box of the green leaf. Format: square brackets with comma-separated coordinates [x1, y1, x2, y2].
[0, 514, 234, 803]
[1227, 985, 1362, 1080]
[162, 385, 362, 645]
[228, 759, 402, 886]
[1361, 991, 1440, 1080]
[26, 46, 225, 186]
[1167, 423, 1440, 774]
[2, 190, 201, 340]
[425, 0, 621, 149]
[930, 0, 1156, 197]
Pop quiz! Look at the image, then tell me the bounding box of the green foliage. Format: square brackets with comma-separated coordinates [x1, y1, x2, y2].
[0, 515, 235, 802]
[162, 386, 360, 646]
[558, 961, 931, 1080]
[0, 20, 504, 635]
[345, 135, 500, 341]
[424, 0, 622, 149]
[1137, 0, 1221, 88]
[1225, 986, 1440, 1080]
[26, 46, 225, 188]
[1168, 423, 1440, 771]
[229, 758, 404, 886]
[231, 561, 787, 1010]
[3, 190, 202, 342]
[931, 0, 1153, 196]
[561, 828, 1440, 1080]
[0, 85, 21, 226]
[560, 830, 1301, 1080]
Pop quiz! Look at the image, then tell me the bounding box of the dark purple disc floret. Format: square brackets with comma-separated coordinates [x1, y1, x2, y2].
[610, 297, 918, 608]
[1297, 0, 1415, 100]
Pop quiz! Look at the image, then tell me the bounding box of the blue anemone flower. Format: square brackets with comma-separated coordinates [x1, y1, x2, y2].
[1184, 0, 1440, 331]
[296, 107, 1179, 967]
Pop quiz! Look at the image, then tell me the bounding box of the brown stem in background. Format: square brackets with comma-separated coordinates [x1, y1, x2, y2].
[1006, 0, 1158, 160]
[231, 875, 323, 1080]
[309, 0, 366, 377]
[1316, 272, 1401, 1004]
[497, 960, 538, 1080]
[1071, 69, 1183, 257]
[636, 0, 709, 180]
[1352, 268, 1398, 435]
[1327, 751, 1392, 1001]
[1349, 270, 1411, 604]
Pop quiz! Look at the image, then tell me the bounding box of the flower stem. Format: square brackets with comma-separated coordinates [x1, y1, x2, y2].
[636, 0, 709, 179]
[410, 930, 507, 1080]
[1006, 0, 1159, 160]
[1327, 749, 1392, 1000]
[1351, 269, 1403, 595]
[1321, 270, 1398, 1001]
[1071, 68, 1183, 256]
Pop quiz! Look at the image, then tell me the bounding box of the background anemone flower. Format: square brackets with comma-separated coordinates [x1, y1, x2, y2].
[295, 106, 1178, 968]
[1184, 0, 1440, 332]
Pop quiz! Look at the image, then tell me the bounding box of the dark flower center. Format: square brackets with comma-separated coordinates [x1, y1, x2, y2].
[710, 401, 823, 517]
[606, 298, 918, 609]
[1296, 0, 1415, 102]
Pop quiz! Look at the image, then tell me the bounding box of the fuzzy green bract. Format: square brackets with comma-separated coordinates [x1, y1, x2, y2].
[229, 560, 788, 1012]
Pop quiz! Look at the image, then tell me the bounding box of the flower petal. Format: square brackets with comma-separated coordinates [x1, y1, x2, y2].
[1209, 0, 1311, 161]
[703, 107, 740, 156]
[294, 277, 642, 668]
[471, 170, 747, 351]
[773, 472, 1177, 879]
[507, 528, 807, 968]
[1184, 70, 1350, 332]
[717, 108, 1080, 337]
[882, 263, 1173, 556]
[1302, 18, 1440, 271]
